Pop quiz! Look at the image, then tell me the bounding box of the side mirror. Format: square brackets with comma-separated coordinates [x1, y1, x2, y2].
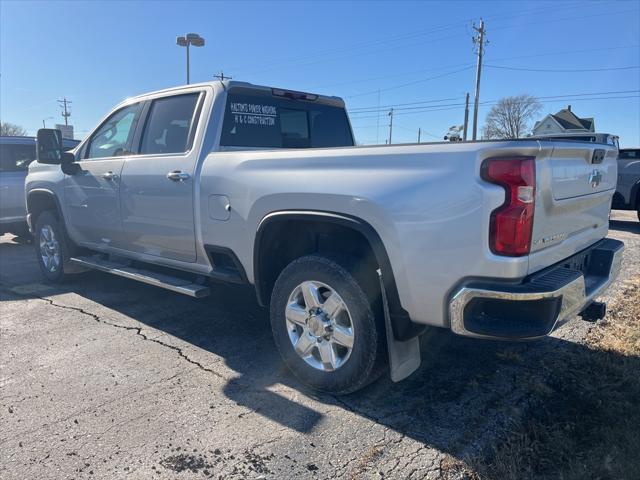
[36, 129, 63, 164]
[61, 151, 80, 175]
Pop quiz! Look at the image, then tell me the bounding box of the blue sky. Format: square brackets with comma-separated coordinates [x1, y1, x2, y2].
[1, 0, 639, 146]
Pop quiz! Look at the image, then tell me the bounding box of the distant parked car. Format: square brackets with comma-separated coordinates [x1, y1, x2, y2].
[611, 148, 640, 221]
[1, 136, 79, 237]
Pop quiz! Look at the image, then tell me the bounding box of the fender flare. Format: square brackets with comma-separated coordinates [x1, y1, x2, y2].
[253, 210, 424, 341]
[26, 188, 66, 231]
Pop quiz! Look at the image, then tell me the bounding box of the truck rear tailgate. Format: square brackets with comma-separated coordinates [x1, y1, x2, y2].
[528, 143, 618, 275]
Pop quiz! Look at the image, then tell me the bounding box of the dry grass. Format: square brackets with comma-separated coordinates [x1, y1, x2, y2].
[473, 280, 640, 480]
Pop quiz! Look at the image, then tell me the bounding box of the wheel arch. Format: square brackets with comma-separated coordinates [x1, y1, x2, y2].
[26, 189, 65, 229]
[253, 210, 423, 341]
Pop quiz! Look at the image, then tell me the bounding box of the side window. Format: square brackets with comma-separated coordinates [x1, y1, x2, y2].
[0, 144, 37, 172]
[139, 93, 200, 155]
[86, 103, 141, 159]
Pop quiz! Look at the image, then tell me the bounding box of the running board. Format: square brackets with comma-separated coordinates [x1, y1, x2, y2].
[70, 256, 210, 298]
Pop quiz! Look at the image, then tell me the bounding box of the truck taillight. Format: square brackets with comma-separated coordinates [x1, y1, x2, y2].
[481, 157, 536, 257]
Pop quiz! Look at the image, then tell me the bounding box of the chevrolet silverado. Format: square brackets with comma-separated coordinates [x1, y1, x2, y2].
[26, 81, 623, 393]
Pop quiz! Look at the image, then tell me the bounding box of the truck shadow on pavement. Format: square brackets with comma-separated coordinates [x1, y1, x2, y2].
[609, 218, 640, 234]
[1, 237, 638, 463]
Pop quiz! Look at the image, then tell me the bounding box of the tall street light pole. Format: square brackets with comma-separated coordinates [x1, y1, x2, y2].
[176, 33, 205, 85]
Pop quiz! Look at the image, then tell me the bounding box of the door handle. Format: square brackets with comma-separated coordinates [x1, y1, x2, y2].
[102, 171, 118, 181]
[166, 170, 190, 182]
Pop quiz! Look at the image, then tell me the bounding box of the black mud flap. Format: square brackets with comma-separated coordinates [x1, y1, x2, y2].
[377, 269, 421, 382]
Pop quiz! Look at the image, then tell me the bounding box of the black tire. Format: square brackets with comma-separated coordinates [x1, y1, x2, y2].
[34, 211, 75, 283]
[270, 254, 387, 394]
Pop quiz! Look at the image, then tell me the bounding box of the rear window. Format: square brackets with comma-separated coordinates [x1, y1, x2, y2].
[619, 149, 639, 159]
[220, 92, 353, 149]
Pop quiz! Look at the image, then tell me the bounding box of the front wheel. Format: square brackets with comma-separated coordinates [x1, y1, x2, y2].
[34, 211, 75, 283]
[270, 254, 386, 394]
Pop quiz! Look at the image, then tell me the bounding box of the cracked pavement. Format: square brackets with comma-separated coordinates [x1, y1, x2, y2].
[1, 211, 638, 479]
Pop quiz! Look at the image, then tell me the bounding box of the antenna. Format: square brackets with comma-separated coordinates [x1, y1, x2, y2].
[213, 71, 232, 81]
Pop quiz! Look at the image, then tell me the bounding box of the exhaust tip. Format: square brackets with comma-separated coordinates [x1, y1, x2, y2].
[579, 301, 607, 322]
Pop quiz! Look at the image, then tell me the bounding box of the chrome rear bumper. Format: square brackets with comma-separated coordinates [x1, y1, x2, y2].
[449, 238, 624, 340]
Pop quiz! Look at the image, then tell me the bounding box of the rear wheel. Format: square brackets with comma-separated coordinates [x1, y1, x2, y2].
[34, 211, 75, 283]
[270, 254, 386, 394]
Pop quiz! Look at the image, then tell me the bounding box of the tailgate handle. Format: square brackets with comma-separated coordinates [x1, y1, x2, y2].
[592, 149, 605, 164]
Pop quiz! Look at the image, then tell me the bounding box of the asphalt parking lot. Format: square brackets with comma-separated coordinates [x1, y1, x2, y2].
[1, 211, 638, 480]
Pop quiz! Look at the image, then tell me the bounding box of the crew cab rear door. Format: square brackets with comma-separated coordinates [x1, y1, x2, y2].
[119, 89, 205, 262]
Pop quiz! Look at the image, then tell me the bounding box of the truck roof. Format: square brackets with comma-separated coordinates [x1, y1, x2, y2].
[128, 80, 347, 108]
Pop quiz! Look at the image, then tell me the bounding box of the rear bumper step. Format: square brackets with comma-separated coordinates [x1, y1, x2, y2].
[70, 256, 210, 298]
[449, 238, 623, 339]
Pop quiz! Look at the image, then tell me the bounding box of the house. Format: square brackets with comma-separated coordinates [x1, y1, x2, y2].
[532, 105, 595, 136]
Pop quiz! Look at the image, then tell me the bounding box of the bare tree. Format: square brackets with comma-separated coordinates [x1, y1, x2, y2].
[482, 95, 542, 139]
[1, 122, 28, 136]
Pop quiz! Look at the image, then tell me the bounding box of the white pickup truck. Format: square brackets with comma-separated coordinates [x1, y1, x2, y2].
[27, 81, 623, 394]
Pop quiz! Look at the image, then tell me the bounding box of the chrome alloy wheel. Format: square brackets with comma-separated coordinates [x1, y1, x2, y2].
[39, 225, 61, 273]
[285, 281, 355, 372]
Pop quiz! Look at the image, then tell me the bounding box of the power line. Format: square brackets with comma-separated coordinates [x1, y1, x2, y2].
[484, 44, 639, 66]
[349, 96, 461, 113]
[490, 8, 640, 35]
[485, 64, 640, 73]
[346, 66, 474, 99]
[307, 44, 638, 93]
[348, 89, 640, 116]
[393, 94, 640, 117]
[348, 92, 640, 120]
[229, 2, 587, 76]
[339, 8, 638, 99]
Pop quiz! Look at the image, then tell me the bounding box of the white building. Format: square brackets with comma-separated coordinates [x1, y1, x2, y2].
[532, 105, 595, 136]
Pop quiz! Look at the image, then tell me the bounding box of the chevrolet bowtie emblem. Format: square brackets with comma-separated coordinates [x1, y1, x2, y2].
[589, 169, 603, 188]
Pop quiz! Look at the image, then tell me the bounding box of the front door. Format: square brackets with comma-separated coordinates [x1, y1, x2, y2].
[64, 103, 142, 247]
[119, 92, 203, 262]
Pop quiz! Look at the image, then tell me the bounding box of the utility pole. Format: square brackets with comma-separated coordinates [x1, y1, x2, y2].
[376, 89, 381, 144]
[388, 108, 394, 145]
[213, 71, 231, 81]
[57, 98, 72, 126]
[463, 92, 470, 141]
[417, 128, 421, 143]
[471, 19, 486, 140]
